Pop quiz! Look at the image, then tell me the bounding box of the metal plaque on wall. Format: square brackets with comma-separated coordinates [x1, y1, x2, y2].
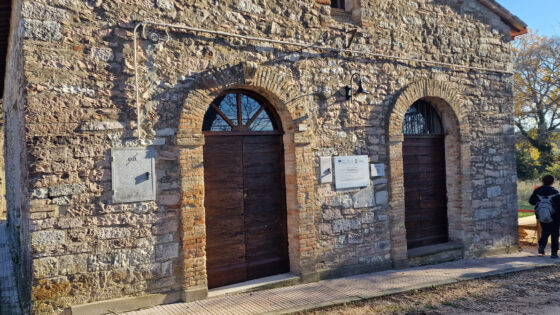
[334, 155, 370, 189]
[111, 147, 156, 203]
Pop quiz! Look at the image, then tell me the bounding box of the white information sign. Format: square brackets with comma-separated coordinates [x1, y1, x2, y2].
[334, 155, 370, 189]
[112, 147, 156, 203]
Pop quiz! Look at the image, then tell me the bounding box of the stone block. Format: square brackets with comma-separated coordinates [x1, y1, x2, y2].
[129, 248, 155, 266]
[348, 233, 364, 244]
[57, 217, 83, 229]
[161, 261, 173, 276]
[98, 227, 132, 239]
[157, 192, 180, 205]
[33, 257, 59, 278]
[88, 252, 116, 272]
[32, 230, 66, 246]
[155, 128, 176, 136]
[376, 214, 389, 222]
[375, 191, 389, 205]
[49, 184, 86, 197]
[82, 121, 125, 131]
[156, 243, 179, 260]
[156, 0, 174, 10]
[31, 188, 49, 199]
[152, 221, 178, 235]
[52, 196, 71, 205]
[332, 218, 361, 233]
[474, 208, 499, 220]
[237, 0, 263, 14]
[90, 47, 114, 62]
[322, 209, 342, 220]
[22, 2, 69, 21]
[361, 212, 375, 224]
[487, 186, 502, 198]
[353, 186, 375, 208]
[21, 19, 62, 41]
[59, 254, 88, 275]
[151, 137, 166, 146]
[317, 223, 332, 234]
[331, 195, 352, 208]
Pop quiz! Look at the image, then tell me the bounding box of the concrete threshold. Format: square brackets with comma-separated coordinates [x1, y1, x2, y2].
[208, 273, 300, 298]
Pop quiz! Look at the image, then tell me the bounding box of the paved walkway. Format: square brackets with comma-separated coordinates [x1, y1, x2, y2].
[0, 222, 21, 315]
[126, 251, 560, 315]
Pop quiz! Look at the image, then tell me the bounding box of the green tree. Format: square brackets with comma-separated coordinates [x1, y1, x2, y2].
[515, 143, 538, 180]
[514, 34, 560, 172]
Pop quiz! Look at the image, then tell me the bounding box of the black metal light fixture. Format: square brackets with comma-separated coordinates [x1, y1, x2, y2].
[345, 73, 367, 101]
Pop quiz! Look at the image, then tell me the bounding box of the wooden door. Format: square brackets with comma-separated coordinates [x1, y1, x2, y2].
[403, 136, 448, 249]
[402, 100, 448, 250]
[203, 90, 288, 289]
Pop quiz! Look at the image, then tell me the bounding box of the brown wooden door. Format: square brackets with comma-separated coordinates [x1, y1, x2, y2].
[403, 135, 448, 249]
[204, 136, 247, 288]
[204, 134, 288, 289]
[243, 136, 289, 279]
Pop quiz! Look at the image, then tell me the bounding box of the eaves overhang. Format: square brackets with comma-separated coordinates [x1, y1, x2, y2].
[476, 0, 528, 38]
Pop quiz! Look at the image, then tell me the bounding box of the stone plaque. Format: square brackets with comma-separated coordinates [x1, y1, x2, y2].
[334, 155, 370, 189]
[319, 156, 333, 184]
[111, 147, 156, 203]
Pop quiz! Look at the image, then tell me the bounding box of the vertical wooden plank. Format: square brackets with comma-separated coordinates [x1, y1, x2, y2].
[204, 136, 247, 288]
[243, 135, 289, 280]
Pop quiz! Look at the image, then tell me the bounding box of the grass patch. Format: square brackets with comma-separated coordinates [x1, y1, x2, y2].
[518, 180, 539, 218]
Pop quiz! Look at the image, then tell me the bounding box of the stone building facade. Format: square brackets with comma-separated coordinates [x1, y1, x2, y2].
[2, 0, 527, 314]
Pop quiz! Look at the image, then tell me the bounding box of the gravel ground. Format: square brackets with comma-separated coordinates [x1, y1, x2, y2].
[303, 250, 560, 315]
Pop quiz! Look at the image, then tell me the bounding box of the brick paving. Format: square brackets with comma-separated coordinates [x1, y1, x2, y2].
[126, 251, 560, 315]
[0, 222, 21, 315]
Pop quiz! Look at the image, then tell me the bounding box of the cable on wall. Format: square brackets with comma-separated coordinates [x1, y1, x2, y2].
[133, 20, 513, 141]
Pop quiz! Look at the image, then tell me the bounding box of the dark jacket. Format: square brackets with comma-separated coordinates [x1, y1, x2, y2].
[529, 185, 560, 222]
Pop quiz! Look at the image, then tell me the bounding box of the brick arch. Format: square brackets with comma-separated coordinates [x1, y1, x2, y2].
[177, 62, 317, 301]
[388, 80, 470, 142]
[386, 80, 473, 268]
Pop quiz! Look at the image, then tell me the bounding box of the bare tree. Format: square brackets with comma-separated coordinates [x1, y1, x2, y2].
[514, 33, 560, 171]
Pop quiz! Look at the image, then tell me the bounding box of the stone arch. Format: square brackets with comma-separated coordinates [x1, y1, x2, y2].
[177, 62, 317, 301]
[386, 79, 473, 267]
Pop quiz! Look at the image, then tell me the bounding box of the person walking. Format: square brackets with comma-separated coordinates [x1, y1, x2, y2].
[530, 175, 560, 258]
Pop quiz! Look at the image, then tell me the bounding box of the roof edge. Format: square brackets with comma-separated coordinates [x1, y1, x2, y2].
[476, 0, 528, 38]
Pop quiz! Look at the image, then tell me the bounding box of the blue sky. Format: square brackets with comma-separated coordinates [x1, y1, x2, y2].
[500, 0, 560, 36]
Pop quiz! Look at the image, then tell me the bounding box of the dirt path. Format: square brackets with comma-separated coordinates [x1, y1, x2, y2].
[303, 263, 560, 315]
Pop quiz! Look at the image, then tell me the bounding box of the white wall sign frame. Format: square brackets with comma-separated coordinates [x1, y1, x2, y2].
[112, 147, 157, 203]
[334, 155, 370, 189]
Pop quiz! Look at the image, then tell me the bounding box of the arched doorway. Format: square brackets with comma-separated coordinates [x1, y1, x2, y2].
[402, 100, 449, 249]
[202, 90, 289, 289]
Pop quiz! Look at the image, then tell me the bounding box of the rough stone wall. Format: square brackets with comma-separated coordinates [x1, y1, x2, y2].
[0, 104, 5, 220]
[7, 0, 518, 313]
[4, 0, 32, 312]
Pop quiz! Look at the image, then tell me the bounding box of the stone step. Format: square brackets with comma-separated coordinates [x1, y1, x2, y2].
[408, 241, 464, 267]
[207, 273, 300, 298]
